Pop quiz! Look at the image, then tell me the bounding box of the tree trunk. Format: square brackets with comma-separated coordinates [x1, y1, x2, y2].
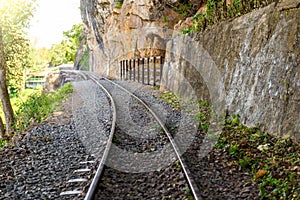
[0, 116, 4, 138]
[0, 27, 14, 135]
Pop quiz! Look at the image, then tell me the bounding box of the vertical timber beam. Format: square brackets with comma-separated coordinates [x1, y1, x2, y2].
[142, 58, 145, 84]
[160, 56, 163, 84]
[129, 59, 132, 80]
[137, 58, 140, 83]
[133, 59, 136, 81]
[153, 57, 156, 86]
[120, 61, 122, 80]
[125, 60, 128, 80]
[147, 57, 150, 85]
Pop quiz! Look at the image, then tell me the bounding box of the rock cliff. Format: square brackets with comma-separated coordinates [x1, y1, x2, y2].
[80, 0, 202, 76]
[80, 0, 300, 141]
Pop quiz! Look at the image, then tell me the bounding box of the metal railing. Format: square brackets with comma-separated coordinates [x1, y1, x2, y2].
[120, 56, 163, 86]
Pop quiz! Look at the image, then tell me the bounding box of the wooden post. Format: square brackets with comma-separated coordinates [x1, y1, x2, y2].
[126, 60, 128, 80]
[129, 59, 132, 80]
[147, 57, 150, 85]
[142, 58, 145, 84]
[123, 60, 126, 80]
[153, 56, 156, 86]
[160, 56, 163, 84]
[137, 58, 140, 82]
[120, 61, 123, 80]
[133, 59, 136, 81]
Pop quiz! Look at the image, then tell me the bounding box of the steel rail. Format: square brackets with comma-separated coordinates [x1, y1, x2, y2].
[100, 77, 202, 200]
[83, 73, 117, 200]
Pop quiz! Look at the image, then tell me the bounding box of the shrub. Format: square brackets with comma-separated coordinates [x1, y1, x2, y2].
[14, 83, 73, 131]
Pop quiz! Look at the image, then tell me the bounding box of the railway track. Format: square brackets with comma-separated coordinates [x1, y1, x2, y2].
[71, 72, 201, 200]
[0, 70, 259, 199]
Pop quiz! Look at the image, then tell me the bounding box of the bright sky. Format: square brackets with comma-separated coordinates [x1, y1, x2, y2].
[28, 0, 82, 48]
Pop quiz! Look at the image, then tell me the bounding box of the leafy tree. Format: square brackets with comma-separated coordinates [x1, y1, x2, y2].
[0, 0, 36, 136]
[31, 47, 51, 71]
[0, 0, 36, 94]
[49, 24, 83, 66]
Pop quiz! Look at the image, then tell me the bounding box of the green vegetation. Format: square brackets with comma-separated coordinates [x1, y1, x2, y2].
[153, 85, 160, 90]
[0, 88, 36, 119]
[163, 15, 168, 23]
[0, 137, 7, 149]
[0, 0, 37, 136]
[193, 100, 210, 131]
[0, 83, 73, 150]
[49, 24, 84, 66]
[115, 0, 123, 9]
[184, 187, 194, 200]
[175, 160, 182, 171]
[31, 47, 51, 73]
[157, 91, 181, 110]
[157, 91, 211, 131]
[30, 23, 86, 72]
[0, 0, 36, 94]
[0, 0, 80, 139]
[216, 114, 300, 199]
[14, 83, 73, 132]
[184, 0, 278, 33]
[158, 89, 299, 199]
[173, 0, 194, 19]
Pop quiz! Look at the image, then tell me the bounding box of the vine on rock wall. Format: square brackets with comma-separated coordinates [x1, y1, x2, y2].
[183, 0, 279, 33]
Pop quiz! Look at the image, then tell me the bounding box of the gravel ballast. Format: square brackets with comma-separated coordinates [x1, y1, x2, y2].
[0, 122, 92, 199]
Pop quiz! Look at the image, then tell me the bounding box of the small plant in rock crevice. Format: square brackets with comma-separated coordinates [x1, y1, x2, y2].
[115, 0, 123, 9]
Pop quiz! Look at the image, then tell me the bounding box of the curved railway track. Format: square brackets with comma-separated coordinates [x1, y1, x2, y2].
[83, 74, 117, 200]
[47, 70, 259, 199]
[0, 70, 259, 199]
[79, 72, 201, 200]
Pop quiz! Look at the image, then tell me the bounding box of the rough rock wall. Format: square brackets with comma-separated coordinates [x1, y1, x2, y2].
[80, 0, 185, 77]
[80, 0, 109, 74]
[161, 0, 300, 142]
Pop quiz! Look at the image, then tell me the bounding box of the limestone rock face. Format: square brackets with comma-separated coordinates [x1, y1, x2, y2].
[80, 0, 182, 77]
[161, 1, 300, 142]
